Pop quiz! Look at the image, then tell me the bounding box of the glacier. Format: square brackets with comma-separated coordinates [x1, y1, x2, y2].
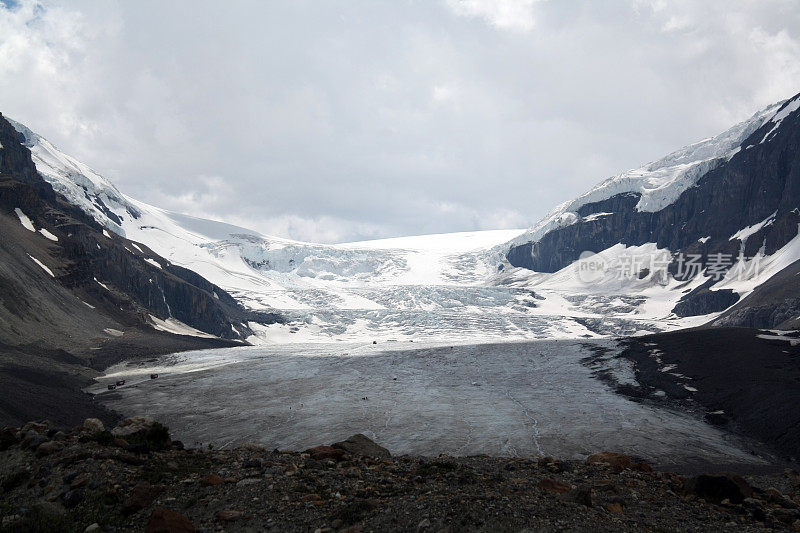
[6, 116, 755, 343]
[10, 105, 798, 465]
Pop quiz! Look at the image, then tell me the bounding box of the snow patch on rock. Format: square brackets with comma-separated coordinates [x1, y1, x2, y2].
[27, 254, 54, 277]
[14, 208, 35, 232]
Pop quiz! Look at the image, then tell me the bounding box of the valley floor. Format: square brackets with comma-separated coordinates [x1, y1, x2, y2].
[91, 334, 793, 471]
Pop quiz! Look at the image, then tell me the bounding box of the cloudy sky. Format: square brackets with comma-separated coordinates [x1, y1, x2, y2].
[1, 0, 799, 242]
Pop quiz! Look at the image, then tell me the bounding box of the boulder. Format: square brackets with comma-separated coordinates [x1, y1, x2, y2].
[83, 418, 105, 433]
[585, 452, 631, 471]
[145, 508, 196, 533]
[306, 445, 346, 461]
[122, 481, 162, 514]
[112, 416, 157, 438]
[332, 434, 391, 459]
[35, 440, 62, 457]
[111, 417, 170, 450]
[21, 431, 47, 450]
[21, 421, 50, 434]
[682, 473, 753, 504]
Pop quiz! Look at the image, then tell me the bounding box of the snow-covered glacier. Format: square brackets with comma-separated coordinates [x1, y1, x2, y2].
[9, 116, 762, 342]
[13, 102, 797, 466]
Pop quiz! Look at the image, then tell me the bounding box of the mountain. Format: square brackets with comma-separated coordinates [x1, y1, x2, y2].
[0, 112, 281, 427]
[505, 92, 800, 329]
[6, 92, 799, 348]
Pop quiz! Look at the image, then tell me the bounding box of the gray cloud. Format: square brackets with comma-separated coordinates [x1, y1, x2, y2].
[1, 0, 799, 242]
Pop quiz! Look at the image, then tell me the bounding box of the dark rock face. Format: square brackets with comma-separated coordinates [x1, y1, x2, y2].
[672, 282, 740, 318]
[507, 93, 800, 323]
[0, 112, 281, 342]
[712, 258, 800, 330]
[619, 328, 800, 460]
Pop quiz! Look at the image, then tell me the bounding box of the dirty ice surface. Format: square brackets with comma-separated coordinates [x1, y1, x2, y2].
[94, 339, 767, 468]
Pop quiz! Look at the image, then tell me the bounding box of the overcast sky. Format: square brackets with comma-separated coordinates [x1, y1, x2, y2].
[1, 0, 799, 242]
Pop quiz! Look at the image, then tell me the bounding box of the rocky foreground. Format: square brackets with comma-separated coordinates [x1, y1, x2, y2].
[2, 418, 800, 532]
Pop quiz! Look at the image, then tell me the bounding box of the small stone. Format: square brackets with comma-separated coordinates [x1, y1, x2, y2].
[236, 442, 267, 451]
[585, 452, 631, 471]
[216, 510, 242, 521]
[765, 487, 799, 509]
[538, 478, 572, 494]
[562, 485, 592, 507]
[242, 458, 262, 468]
[774, 508, 799, 525]
[70, 474, 91, 489]
[417, 518, 431, 530]
[301, 493, 322, 502]
[200, 474, 224, 486]
[306, 445, 346, 461]
[122, 481, 162, 514]
[1, 515, 21, 528]
[145, 507, 196, 533]
[84, 523, 101, 533]
[35, 441, 63, 457]
[606, 502, 624, 513]
[22, 432, 48, 450]
[62, 489, 84, 508]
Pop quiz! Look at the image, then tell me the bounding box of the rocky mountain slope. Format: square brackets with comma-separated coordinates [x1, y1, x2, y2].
[0, 113, 281, 427]
[506, 92, 800, 328]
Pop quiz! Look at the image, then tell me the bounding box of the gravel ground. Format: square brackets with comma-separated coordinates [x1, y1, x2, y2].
[2, 418, 800, 532]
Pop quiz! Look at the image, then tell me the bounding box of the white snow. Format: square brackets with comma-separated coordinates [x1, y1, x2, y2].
[102, 229, 111, 238]
[149, 315, 218, 338]
[698, 236, 710, 243]
[760, 96, 800, 143]
[729, 211, 776, 242]
[144, 258, 162, 269]
[756, 332, 800, 346]
[583, 212, 612, 222]
[39, 228, 58, 241]
[104, 328, 124, 337]
[94, 278, 110, 291]
[14, 208, 35, 232]
[27, 254, 54, 277]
